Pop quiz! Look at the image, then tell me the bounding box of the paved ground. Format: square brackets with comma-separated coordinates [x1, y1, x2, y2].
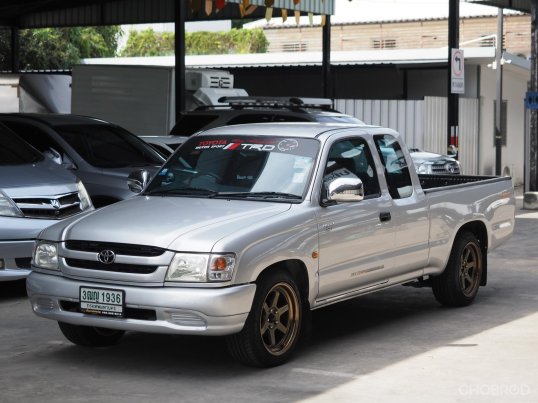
[1, 194, 537, 403]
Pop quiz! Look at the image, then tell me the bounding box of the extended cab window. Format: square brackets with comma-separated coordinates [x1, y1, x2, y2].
[323, 138, 380, 198]
[374, 134, 413, 199]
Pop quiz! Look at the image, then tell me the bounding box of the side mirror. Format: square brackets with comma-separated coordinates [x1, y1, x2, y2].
[327, 177, 364, 203]
[44, 147, 62, 165]
[127, 169, 151, 193]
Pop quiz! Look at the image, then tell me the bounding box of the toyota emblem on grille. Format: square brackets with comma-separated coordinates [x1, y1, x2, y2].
[50, 199, 61, 209]
[98, 250, 116, 264]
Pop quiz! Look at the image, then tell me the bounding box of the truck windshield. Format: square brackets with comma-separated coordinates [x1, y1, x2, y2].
[145, 135, 319, 202]
[54, 124, 165, 168]
[0, 124, 43, 165]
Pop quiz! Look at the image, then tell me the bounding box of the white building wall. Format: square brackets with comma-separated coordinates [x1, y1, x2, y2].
[479, 63, 527, 185]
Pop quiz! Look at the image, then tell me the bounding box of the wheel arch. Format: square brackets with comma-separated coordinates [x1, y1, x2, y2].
[455, 220, 488, 286]
[257, 259, 310, 304]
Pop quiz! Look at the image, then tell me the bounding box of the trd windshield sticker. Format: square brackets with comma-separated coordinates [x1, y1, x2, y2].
[194, 140, 228, 150]
[192, 137, 317, 156]
[278, 139, 299, 152]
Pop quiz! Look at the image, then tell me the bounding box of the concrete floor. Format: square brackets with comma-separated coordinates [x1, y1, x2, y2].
[1, 194, 536, 403]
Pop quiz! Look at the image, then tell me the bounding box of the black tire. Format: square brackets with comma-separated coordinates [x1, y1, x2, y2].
[226, 270, 302, 367]
[58, 322, 125, 347]
[432, 231, 483, 307]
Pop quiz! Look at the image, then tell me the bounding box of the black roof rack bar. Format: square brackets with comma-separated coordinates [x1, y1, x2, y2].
[217, 96, 333, 109]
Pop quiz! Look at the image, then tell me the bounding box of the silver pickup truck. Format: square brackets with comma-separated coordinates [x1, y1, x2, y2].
[27, 122, 515, 367]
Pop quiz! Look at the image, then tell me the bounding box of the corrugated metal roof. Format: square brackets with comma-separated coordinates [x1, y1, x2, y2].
[0, 0, 334, 29]
[244, 0, 524, 29]
[464, 0, 531, 13]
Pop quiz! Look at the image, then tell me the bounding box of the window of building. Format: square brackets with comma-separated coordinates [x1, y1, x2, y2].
[371, 39, 397, 49]
[282, 43, 307, 52]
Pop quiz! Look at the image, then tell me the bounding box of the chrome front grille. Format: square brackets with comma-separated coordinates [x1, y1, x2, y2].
[65, 240, 166, 257]
[59, 241, 173, 279]
[65, 258, 159, 274]
[432, 162, 460, 174]
[13, 191, 82, 219]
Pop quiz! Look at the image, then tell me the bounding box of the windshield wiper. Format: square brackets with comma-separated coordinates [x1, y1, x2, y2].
[146, 187, 217, 197]
[213, 191, 302, 200]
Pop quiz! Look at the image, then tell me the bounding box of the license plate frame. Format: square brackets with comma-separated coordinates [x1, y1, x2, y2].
[79, 286, 125, 317]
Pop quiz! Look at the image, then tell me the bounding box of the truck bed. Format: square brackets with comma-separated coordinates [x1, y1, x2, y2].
[418, 174, 508, 191]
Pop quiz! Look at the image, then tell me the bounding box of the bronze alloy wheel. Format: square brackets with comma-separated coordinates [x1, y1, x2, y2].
[459, 241, 482, 298]
[432, 231, 483, 307]
[259, 282, 300, 356]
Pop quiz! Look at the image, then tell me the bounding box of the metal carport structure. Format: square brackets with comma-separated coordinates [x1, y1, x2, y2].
[0, 0, 334, 115]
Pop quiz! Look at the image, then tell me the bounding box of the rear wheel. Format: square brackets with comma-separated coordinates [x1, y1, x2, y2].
[432, 231, 483, 307]
[58, 322, 125, 347]
[226, 271, 302, 367]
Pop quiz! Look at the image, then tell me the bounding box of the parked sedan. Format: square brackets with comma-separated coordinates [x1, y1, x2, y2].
[0, 114, 165, 207]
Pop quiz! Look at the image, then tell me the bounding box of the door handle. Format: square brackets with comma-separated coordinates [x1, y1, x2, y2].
[379, 212, 391, 222]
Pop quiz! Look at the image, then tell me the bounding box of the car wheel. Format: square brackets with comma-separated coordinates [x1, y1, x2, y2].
[58, 322, 125, 347]
[432, 231, 483, 307]
[226, 270, 302, 367]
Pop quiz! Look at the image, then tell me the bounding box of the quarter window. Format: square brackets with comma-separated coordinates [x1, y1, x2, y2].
[374, 134, 413, 199]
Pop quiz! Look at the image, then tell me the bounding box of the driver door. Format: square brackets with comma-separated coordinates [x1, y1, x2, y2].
[316, 136, 395, 302]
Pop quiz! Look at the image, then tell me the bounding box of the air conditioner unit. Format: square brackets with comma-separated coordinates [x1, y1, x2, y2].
[185, 69, 234, 91]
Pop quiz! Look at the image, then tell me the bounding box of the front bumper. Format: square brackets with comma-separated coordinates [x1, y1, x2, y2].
[0, 239, 34, 281]
[27, 272, 257, 336]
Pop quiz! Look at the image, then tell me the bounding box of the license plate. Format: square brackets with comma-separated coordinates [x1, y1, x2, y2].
[79, 287, 125, 317]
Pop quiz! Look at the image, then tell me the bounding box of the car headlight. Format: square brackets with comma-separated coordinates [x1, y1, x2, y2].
[417, 163, 433, 175]
[76, 180, 93, 211]
[33, 241, 59, 270]
[166, 253, 235, 282]
[0, 190, 23, 217]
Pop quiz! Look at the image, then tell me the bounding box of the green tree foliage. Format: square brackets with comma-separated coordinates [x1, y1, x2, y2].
[120, 28, 268, 57]
[120, 28, 175, 57]
[0, 26, 122, 71]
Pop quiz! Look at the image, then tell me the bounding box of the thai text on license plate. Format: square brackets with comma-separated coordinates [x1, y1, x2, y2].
[79, 287, 124, 317]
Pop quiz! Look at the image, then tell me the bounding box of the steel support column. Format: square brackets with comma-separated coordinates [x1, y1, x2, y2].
[10, 26, 19, 73]
[524, 0, 538, 208]
[447, 0, 459, 156]
[322, 14, 332, 99]
[175, 0, 186, 118]
[494, 9, 503, 176]
[530, 1, 538, 191]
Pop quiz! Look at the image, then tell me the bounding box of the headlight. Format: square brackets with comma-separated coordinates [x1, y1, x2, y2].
[33, 241, 59, 270]
[0, 190, 23, 217]
[166, 253, 235, 282]
[76, 180, 93, 211]
[417, 163, 433, 175]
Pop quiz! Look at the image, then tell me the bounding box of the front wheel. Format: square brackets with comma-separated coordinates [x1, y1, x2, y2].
[226, 271, 302, 367]
[432, 231, 483, 307]
[58, 322, 125, 347]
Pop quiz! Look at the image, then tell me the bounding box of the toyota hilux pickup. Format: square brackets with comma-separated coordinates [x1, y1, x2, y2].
[27, 122, 515, 367]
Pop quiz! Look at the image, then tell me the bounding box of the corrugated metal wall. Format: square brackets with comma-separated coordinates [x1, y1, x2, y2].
[423, 96, 480, 175]
[335, 98, 424, 149]
[335, 97, 480, 175]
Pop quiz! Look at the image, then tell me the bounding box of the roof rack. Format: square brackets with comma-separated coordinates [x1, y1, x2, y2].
[214, 96, 334, 110]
